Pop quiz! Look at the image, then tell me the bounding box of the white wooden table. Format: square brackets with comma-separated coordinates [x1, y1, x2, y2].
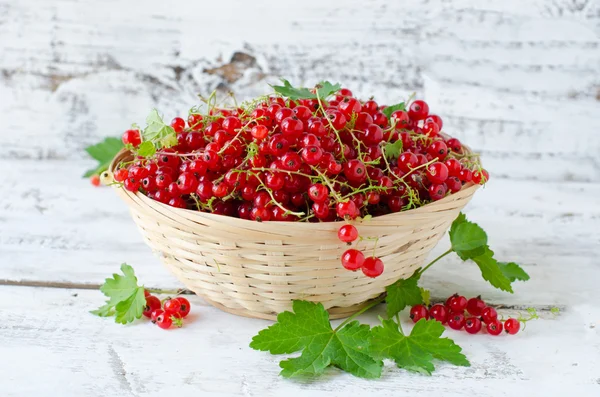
[1, 1, 599, 396]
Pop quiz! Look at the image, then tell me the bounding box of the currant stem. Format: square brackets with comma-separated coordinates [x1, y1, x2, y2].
[334, 294, 386, 331]
[417, 248, 453, 276]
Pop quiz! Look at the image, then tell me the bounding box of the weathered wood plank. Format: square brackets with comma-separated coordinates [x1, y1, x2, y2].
[1, 0, 599, 181]
[0, 286, 598, 396]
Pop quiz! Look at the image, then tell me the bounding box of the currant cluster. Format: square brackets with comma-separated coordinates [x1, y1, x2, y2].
[115, 86, 487, 220]
[142, 291, 191, 330]
[410, 295, 522, 336]
[337, 224, 384, 277]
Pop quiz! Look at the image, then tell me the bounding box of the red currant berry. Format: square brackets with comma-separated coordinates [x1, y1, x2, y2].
[124, 177, 141, 192]
[168, 197, 187, 209]
[422, 121, 440, 137]
[163, 298, 182, 315]
[341, 249, 365, 271]
[143, 295, 161, 318]
[427, 141, 448, 160]
[251, 125, 269, 140]
[336, 200, 358, 219]
[425, 114, 443, 130]
[301, 145, 323, 165]
[293, 105, 312, 121]
[481, 307, 498, 324]
[426, 162, 449, 184]
[151, 308, 164, 323]
[429, 304, 448, 324]
[504, 318, 520, 335]
[486, 320, 503, 335]
[281, 117, 304, 139]
[362, 256, 384, 278]
[408, 100, 429, 120]
[155, 311, 173, 329]
[176, 172, 199, 194]
[114, 168, 129, 182]
[171, 117, 186, 133]
[398, 152, 418, 173]
[390, 110, 410, 128]
[122, 129, 141, 147]
[446, 138, 462, 153]
[188, 114, 203, 130]
[446, 177, 462, 193]
[464, 317, 482, 334]
[458, 168, 473, 183]
[312, 201, 331, 220]
[327, 110, 347, 130]
[90, 174, 101, 187]
[222, 116, 241, 134]
[410, 304, 429, 323]
[362, 100, 379, 115]
[338, 224, 359, 243]
[251, 206, 271, 222]
[448, 313, 466, 330]
[308, 183, 329, 203]
[343, 159, 367, 184]
[466, 297, 486, 316]
[363, 124, 383, 145]
[447, 295, 468, 313]
[472, 169, 489, 185]
[428, 183, 447, 201]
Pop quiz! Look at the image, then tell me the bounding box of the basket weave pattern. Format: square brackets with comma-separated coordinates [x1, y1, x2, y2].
[111, 150, 478, 320]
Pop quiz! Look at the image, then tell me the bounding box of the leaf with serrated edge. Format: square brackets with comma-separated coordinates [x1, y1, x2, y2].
[472, 248, 513, 293]
[90, 303, 115, 317]
[251, 301, 382, 379]
[383, 140, 403, 160]
[83, 137, 124, 177]
[382, 102, 406, 119]
[370, 319, 469, 375]
[137, 141, 156, 157]
[498, 262, 530, 282]
[420, 288, 431, 306]
[114, 287, 146, 324]
[386, 271, 423, 318]
[99, 263, 140, 306]
[450, 218, 488, 260]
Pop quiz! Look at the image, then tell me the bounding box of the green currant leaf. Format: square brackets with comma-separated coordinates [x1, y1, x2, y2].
[251, 301, 382, 379]
[271, 79, 341, 101]
[140, 109, 176, 156]
[498, 262, 530, 282]
[420, 288, 431, 306]
[449, 216, 488, 260]
[383, 139, 403, 160]
[83, 137, 124, 177]
[100, 263, 141, 306]
[472, 248, 513, 293]
[114, 287, 146, 325]
[315, 81, 342, 99]
[381, 102, 406, 120]
[136, 141, 156, 157]
[90, 303, 115, 317]
[386, 271, 424, 318]
[369, 319, 469, 375]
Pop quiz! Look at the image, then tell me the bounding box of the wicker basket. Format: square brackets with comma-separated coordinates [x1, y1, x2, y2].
[110, 150, 479, 320]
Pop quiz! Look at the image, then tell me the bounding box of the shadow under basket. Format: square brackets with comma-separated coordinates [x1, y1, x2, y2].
[110, 150, 479, 320]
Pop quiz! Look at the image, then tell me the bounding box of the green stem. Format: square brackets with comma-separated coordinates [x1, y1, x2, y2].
[145, 288, 187, 296]
[334, 294, 386, 331]
[418, 248, 453, 276]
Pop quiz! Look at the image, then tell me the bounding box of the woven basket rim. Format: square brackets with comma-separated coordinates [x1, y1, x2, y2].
[110, 148, 480, 227]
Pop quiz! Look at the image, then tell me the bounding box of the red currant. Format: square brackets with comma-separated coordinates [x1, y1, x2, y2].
[464, 317, 482, 334]
[481, 307, 498, 324]
[338, 224, 359, 243]
[143, 295, 161, 318]
[429, 304, 448, 324]
[410, 304, 429, 323]
[336, 200, 358, 219]
[90, 174, 101, 187]
[362, 256, 384, 278]
[486, 320, 503, 336]
[155, 311, 173, 329]
[448, 313, 466, 330]
[447, 295, 468, 313]
[426, 162, 449, 184]
[163, 298, 182, 315]
[408, 100, 429, 120]
[504, 318, 520, 335]
[341, 249, 365, 271]
[122, 129, 141, 147]
[466, 296, 486, 316]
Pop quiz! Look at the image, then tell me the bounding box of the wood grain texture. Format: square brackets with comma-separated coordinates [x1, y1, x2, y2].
[1, 286, 599, 397]
[1, 0, 599, 180]
[1, 1, 600, 395]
